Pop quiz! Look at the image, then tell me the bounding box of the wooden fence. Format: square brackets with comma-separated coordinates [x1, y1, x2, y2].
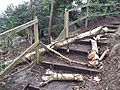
[56, 2, 120, 41]
[0, 2, 120, 80]
[0, 17, 40, 80]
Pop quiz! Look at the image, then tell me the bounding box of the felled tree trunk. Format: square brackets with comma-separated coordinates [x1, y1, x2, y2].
[39, 69, 83, 87]
[25, 26, 105, 60]
[87, 39, 99, 66]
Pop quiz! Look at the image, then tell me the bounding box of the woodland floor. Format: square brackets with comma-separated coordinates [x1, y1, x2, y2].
[0, 16, 120, 90]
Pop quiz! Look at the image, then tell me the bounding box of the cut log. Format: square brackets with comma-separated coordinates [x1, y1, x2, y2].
[88, 39, 99, 66]
[25, 26, 106, 60]
[87, 39, 99, 61]
[91, 39, 99, 53]
[39, 69, 83, 87]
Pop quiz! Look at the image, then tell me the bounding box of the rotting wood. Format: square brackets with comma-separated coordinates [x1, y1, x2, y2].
[40, 42, 88, 66]
[39, 69, 83, 87]
[25, 26, 113, 60]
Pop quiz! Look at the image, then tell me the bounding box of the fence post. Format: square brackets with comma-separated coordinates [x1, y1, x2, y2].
[104, 7, 108, 14]
[64, 9, 70, 52]
[64, 9, 69, 39]
[85, 0, 90, 29]
[34, 16, 40, 64]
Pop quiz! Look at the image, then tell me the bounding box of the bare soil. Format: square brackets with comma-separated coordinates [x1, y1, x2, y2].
[0, 16, 120, 90]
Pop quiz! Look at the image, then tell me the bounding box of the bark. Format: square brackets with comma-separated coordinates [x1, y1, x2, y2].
[48, 0, 54, 43]
[39, 69, 83, 87]
[91, 39, 99, 53]
[87, 39, 99, 61]
[25, 26, 106, 60]
[87, 39, 99, 66]
[28, 0, 35, 44]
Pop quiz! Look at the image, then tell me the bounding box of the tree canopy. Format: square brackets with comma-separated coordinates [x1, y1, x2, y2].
[0, 0, 119, 37]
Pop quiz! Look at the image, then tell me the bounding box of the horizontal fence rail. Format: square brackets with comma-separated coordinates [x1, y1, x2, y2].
[68, 3, 120, 12]
[0, 17, 40, 80]
[56, 2, 120, 41]
[0, 19, 38, 39]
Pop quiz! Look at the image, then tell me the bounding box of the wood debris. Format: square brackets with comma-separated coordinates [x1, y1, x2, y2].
[39, 69, 84, 87]
[93, 76, 101, 83]
[25, 26, 104, 60]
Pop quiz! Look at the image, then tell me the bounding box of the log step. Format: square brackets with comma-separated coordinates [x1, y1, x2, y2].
[41, 61, 101, 74]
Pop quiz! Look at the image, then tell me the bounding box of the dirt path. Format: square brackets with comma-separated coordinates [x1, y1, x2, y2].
[0, 16, 120, 90]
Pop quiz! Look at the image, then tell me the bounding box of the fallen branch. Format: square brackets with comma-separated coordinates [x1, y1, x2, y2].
[25, 26, 113, 60]
[99, 48, 109, 61]
[40, 42, 88, 66]
[39, 69, 83, 87]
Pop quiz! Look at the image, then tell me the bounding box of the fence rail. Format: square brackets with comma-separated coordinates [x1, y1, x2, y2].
[0, 17, 40, 80]
[56, 2, 120, 41]
[67, 3, 120, 12]
[0, 2, 120, 80]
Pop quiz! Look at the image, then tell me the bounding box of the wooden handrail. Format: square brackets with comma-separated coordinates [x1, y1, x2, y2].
[68, 3, 120, 12]
[89, 12, 120, 17]
[69, 12, 120, 26]
[69, 16, 88, 26]
[56, 2, 119, 41]
[0, 19, 38, 39]
[0, 17, 40, 80]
